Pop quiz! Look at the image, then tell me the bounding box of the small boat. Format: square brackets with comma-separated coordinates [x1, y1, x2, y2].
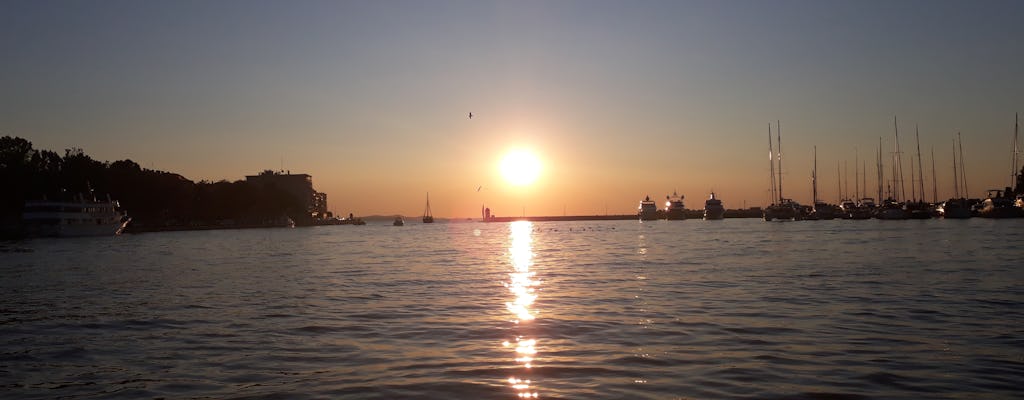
[393, 216, 405, 226]
[664, 191, 686, 220]
[638, 195, 658, 221]
[422, 192, 434, 223]
[22, 194, 131, 237]
[703, 192, 725, 220]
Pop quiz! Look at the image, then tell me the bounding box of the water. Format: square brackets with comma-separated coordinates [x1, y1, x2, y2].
[2, 219, 1023, 399]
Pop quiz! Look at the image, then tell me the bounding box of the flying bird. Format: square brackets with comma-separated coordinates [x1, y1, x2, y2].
[468, 112, 473, 119]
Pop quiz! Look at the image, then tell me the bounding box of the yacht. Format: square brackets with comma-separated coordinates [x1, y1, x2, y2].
[703, 192, 725, 220]
[22, 195, 130, 237]
[850, 198, 876, 219]
[664, 191, 686, 220]
[638, 195, 658, 221]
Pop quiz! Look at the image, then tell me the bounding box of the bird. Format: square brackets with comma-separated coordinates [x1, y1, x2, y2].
[468, 112, 473, 119]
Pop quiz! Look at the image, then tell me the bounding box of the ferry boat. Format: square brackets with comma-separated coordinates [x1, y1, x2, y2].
[638, 195, 658, 221]
[664, 191, 686, 220]
[703, 192, 725, 220]
[22, 195, 130, 237]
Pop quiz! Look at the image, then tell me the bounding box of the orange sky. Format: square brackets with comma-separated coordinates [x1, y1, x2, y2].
[3, 2, 1023, 218]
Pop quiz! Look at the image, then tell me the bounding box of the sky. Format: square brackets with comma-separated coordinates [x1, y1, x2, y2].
[2, 0, 1023, 218]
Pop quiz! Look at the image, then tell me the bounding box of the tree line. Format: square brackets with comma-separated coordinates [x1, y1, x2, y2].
[1, 136, 309, 232]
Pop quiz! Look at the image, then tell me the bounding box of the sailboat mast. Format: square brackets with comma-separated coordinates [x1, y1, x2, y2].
[893, 116, 906, 202]
[952, 137, 960, 199]
[855, 148, 859, 200]
[915, 125, 925, 203]
[931, 146, 938, 203]
[877, 137, 884, 200]
[844, 160, 849, 200]
[812, 146, 818, 204]
[768, 124, 777, 205]
[837, 161, 842, 202]
[913, 154, 921, 203]
[777, 120, 783, 202]
[958, 131, 969, 198]
[1013, 113, 1020, 190]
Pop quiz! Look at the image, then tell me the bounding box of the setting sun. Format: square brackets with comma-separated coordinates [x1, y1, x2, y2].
[500, 150, 542, 186]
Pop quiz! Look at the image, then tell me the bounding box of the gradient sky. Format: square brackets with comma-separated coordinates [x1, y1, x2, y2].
[3, 0, 1023, 218]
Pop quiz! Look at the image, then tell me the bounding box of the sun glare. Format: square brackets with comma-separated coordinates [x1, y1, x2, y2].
[500, 150, 542, 186]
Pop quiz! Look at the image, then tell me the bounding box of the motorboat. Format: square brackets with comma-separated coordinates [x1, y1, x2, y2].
[936, 198, 972, 219]
[393, 216, 405, 226]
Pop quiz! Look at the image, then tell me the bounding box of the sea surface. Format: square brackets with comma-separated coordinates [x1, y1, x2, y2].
[2, 219, 1023, 399]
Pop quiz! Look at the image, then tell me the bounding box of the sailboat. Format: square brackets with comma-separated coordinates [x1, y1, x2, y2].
[763, 121, 798, 221]
[422, 192, 434, 223]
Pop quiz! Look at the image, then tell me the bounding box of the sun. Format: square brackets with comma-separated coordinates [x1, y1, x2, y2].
[500, 149, 542, 186]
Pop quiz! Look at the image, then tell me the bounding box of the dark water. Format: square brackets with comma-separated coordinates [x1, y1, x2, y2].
[2, 219, 1023, 399]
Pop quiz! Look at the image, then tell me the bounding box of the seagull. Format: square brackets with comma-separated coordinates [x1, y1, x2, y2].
[468, 112, 473, 119]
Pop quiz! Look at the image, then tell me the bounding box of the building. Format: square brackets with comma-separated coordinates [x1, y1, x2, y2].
[245, 170, 329, 223]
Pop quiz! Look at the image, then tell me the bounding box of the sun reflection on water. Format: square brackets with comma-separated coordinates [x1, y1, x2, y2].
[505, 221, 539, 398]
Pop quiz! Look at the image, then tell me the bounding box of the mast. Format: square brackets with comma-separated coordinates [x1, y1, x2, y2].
[855, 148, 859, 200]
[913, 154, 921, 202]
[958, 132, 969, 198]
[768, 124, 777, 205]
[837, 161, 842, 202]
[952, 137, 960, 199]
[812, 146, 818, 204]
[1013, 113, 1020, 191]
[893, 116, 906, 202]
[777, 120, 783, 202]
[877, 137, 884, 201]
[915, 125, 925, 203]
[931, 146, 938, 203]
[844, 160, 849, 200]
[862, 160, 867, 201]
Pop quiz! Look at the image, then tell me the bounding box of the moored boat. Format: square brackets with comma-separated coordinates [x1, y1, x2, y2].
[422, 192, 434, 223]
[703, 192, 725, 220]
[664, 191, 686, 220]
[22, 195, 130, 237]
[638, 195, 658, 221]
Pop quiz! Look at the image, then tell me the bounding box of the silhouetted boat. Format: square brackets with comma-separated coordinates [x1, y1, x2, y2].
[422, 192, 434, 223]
[876, 198, 907, 220]
[703, 192, 725, 220]
[393, 216, 405, 226]
[764, 121, 797, 221]
[638, 195, 658, 221]
[22, 195, 130, 237]
[976, 190, 1021, 218]
[664, 191, 686, 220]
[936, 198, 972, 219]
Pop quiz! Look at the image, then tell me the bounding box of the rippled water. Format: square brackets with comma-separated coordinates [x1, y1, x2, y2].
[2, 219, 1023, 399]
